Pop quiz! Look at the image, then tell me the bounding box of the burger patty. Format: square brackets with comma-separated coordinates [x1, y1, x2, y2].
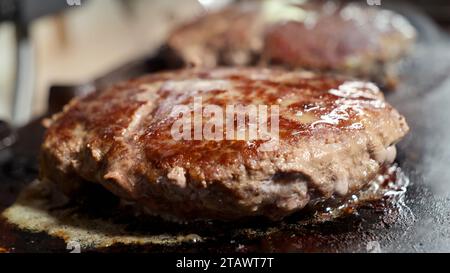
[40, 67, 409, 221]
[168, 0, 416, 88]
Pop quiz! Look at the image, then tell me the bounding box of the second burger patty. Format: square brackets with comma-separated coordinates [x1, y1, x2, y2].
[40, 67, 409, 221]
[168, 0, 416, 88]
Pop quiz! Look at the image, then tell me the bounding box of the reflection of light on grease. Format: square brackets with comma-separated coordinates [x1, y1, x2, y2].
[311, 81, 384, 129]
[329, 81, 381, 100]
[311, 104, 351, 127]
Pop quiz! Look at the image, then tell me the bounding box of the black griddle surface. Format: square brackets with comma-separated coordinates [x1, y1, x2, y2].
[1, 3, 450, 253]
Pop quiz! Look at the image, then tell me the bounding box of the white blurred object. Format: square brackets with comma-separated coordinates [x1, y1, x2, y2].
[12, 33, 35, 126]
[0, 24, 16, 122]
[197, 0, 233, 11]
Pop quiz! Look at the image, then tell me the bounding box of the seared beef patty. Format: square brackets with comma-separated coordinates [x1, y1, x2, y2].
[40, 67, 409, 221]
[168, 0, 416, 88]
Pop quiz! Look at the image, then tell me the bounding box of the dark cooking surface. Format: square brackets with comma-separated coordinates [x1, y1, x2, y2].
[1, 3, 450, 253]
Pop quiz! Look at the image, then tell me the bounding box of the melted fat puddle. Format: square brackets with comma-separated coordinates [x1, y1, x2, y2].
[2, 164, 409, 250]
[2, 180, 203, 249]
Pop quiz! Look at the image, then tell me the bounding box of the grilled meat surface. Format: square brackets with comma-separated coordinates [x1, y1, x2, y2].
[40, 67, 409, 221]
[168, 0, 416, 88]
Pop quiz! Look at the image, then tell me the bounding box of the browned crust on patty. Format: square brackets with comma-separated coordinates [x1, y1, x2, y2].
[40, 67, 409, 221]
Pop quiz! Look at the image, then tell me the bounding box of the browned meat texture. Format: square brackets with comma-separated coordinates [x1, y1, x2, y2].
[40, 67, 409, 221]
[168, 0, 416, 88]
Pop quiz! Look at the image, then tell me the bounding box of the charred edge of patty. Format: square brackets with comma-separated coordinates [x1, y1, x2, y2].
[39, 148, 403, 223]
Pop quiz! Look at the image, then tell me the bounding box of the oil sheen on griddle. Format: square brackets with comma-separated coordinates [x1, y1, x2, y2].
[308, 164, 409, 223]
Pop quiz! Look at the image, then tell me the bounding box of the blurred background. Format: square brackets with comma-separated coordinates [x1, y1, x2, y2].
[0, 0, 449, 125]
[0, 0, 205, 124]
